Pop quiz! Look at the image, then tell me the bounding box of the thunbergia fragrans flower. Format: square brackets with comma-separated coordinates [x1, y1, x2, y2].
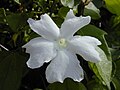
[23, 10, 102, 83]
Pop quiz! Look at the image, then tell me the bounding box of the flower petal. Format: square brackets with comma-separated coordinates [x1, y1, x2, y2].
[72, 36, 101, 46]
[23, 37, 57, 69]
[68, 36, 101, 63]
[61, 0, 74, 8]
[27, 14, 60, 40]
[46, 50, 84, 83]
[60, 10, 91, 38]
[65, 9, 76, 20]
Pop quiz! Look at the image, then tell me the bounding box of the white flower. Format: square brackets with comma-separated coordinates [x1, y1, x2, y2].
[61, 0, 74, 8]
[23, 10, 102, 83]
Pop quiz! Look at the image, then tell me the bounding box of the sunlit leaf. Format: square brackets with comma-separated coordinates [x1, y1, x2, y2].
[104, 0, 120, 16]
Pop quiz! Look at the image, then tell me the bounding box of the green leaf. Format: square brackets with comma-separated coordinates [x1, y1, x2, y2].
[112, 77, 120, 90]
[48, 78, 87, 90]
[114, 59, 120, 81]
[84, 2, 101, 19]
[104, 0, 120, 16]
[110, 16, 120, 28]
[108, 16, 120, 46]
[6, 13, 28, 32]
[91, 47, 112, 89]
[74, 0, 80, 6]
[112, 56, 120, 89]
[93, 0, 103, 8]
[111, 48, 120, 61]
[58, 7, 70, 19]
[0, 51, 28, 90]
[52, 17, 64, 28]
[84, 8, 100, 20]
[78, 25, 112, 89]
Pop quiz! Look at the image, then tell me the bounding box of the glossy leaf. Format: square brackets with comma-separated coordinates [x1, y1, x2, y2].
[0, 51, 28, 90]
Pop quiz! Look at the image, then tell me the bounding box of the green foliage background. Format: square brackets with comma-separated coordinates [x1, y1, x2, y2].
[0, 0, 120, 90]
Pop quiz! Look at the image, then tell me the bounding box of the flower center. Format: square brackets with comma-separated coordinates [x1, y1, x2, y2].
[58, 38, 67, 48]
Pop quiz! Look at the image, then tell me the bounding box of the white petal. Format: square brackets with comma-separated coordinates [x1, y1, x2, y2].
[60, 10, 91, 38]
[85, 2, 100, 15]
[67, 0, 74, 8]
[72, 36, 101, 46]
[23, 37, 57, 69]
[65, 9, 76, 20]
[46, 50, 84, 83]
[61, 0, 74, 8]
[68, 36, 101, 63]
[27, 14, 60, 40]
